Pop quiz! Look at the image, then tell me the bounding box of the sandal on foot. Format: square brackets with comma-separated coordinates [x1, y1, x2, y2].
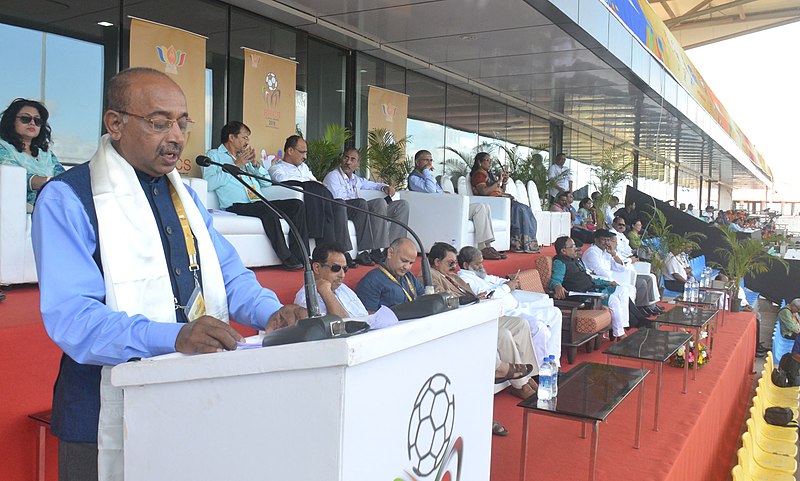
[492, 420, 509, 436]
[495, 363, 534, 384]
[508, 383, 536, 400]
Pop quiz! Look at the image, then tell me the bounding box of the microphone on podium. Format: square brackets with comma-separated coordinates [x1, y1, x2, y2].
[195, 155, 455, 323]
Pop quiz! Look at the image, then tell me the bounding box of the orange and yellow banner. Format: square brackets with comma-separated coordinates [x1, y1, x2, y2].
[130, 17, 206, 177]
[367, 85, 408, 166]
[242, 47, 297, 165]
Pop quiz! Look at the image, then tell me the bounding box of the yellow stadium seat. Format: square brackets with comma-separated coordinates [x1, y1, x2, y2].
[747, 418, 798, 458]
[737, 447, 794, 481]
[750, 405, 799, 445]
[742, 431, 797, 475]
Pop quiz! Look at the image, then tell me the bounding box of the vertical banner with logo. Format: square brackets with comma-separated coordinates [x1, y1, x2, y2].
[242, 47, 297, 165]
[129, 17, 206, 177]
[367, 85, 408, 148]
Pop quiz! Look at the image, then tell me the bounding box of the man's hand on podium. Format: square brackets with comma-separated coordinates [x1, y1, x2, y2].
[264, 304, 308, 333]
[175, 316, 244, 354]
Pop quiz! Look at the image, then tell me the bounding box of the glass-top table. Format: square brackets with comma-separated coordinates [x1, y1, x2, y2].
[604, 328, 692, 430]
[654, 307, 718, 380]
[517, 362, 648, 481]
[674, 290, 721, 310]
[699, 280, 735, 327]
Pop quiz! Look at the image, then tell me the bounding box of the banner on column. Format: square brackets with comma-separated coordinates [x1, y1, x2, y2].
[130, 17, 206, 177]
[242, 47, 297, 166]
[367, 86, 409, 183]
[367, 85, 408, 146]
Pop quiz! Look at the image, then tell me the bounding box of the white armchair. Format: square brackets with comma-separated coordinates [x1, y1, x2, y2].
[184, 178, 358, 268]
[454, 176, 511, 251]
[0, 164, 37, 285]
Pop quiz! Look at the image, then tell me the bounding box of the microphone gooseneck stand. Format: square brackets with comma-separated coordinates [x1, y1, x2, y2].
[195, 156, 372, 346]
[196, 155, 458, 322]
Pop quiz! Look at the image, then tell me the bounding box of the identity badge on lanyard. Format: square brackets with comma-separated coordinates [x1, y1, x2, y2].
[169, 183, 206, 321]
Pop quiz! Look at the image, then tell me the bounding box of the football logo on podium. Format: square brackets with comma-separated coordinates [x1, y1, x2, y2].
[396, 374, 463, 481]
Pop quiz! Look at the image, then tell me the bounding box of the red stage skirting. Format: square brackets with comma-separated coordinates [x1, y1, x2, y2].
[0, 249, 755, 481]
[490, 310, 757, 481]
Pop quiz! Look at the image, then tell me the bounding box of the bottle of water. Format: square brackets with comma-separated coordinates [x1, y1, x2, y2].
[690, 277, 699, 302]
[537, 358, 553, 401]
[699, 269, 707, 289]
[706, 267, 714, 287]
[548, 355, 559, 397]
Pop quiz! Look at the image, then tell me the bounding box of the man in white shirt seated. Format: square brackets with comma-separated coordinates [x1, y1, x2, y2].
[269, 135, 357, 267]
[407, 149, 505, 260]
[323, 148, 409, 265]
[610, 217, 662, 314]
[663, 244, 691, 293]
[581, 229, 638, 306]
[456, 246, 563, 367]
[293, 242, 368, 318]
[422, 242, 539, 400]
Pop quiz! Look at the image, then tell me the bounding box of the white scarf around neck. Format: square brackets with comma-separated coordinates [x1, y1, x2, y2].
[90, 134, 228, 481]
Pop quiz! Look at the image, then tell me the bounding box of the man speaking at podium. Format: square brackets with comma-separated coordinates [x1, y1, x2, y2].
[31, 67, 305, 481]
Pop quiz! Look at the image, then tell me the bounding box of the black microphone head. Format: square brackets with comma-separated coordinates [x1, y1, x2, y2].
[196, 155, 212, 167]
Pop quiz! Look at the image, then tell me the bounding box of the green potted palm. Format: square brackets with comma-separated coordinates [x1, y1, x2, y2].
[365, 128, 410, 189]
[305, 124, 351, 180]
[712, 226, 788, 312]
[591, 145, 632, 228]
[498, 144, 565, 209]
[443, 141, 495, 187]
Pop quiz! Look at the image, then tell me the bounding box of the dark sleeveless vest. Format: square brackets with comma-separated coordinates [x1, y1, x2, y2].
[553, 254, 595, 292]
[48, 163, 196, 442]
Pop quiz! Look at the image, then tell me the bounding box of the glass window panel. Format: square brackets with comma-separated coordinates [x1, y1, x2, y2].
[304, 38, 347, 141]
[0, 0, 114, 165]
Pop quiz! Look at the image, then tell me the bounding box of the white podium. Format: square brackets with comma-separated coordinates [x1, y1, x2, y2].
[111, 300, 501, 481]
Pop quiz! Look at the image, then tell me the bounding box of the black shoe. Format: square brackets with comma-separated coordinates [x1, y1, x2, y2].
[0, 292, 5, 302]
[355, 251, 375, 266]
[280, 258, 303, 271]
[345, 252, 358, 269]
[370, 249, 386, 264]
[653, 305, 666, 313]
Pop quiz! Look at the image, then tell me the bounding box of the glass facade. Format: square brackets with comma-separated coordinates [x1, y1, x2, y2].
[0, 0, 719, 208]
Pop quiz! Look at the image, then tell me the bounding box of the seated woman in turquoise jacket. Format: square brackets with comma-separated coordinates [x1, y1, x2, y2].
[0, 98, 65, 210]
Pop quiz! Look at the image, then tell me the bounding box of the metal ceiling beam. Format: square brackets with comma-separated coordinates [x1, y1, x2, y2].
[672, 8, 800, 30]
[684, 16, 800, 48]
[665, 0, 759, 27]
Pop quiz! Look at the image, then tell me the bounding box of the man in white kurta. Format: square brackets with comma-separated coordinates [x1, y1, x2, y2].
[611, 217, 661, 309]
[456, 246, 563, 366]
[581, 230, 637, 301]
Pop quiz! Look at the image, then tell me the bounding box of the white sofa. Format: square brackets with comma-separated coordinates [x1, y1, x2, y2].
[185, 177, 361, 268]
[0, 164, 37, 285]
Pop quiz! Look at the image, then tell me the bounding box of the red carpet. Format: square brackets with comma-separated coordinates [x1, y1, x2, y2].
[490, 310, 757, 481]
[0, 247, 755, 481]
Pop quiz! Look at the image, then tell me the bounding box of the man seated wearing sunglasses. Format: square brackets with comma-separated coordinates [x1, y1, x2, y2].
[293, 242, 367, 318]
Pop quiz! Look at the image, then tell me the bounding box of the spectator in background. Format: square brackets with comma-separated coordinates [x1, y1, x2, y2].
[577, 197, 595, 229]
[777, 299, 800, 341]
[550, 236, 630, 339]
[204, 121, 306, 270]
[457, 245, 563, 367]
[663, 243, 690, 292]
[356, 237, 424, 312]
[687, 203, 697, 217]
[293, 242, 368, 319]
[470, 152, 539, 253]
[551, 192, 593, 246]
[0, 98, 65, 211]
[269, 135, 357, 267]
[323, 148, 409, 265]
[614, 200, 638, 230]
[408, 149, 505, 260]
[679, 203, 686, 212]
[423, 242, 539, 400]
[547, 152, 572, 203]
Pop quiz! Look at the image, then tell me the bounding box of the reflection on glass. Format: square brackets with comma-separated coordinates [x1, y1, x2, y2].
[0, 22, 103, 166]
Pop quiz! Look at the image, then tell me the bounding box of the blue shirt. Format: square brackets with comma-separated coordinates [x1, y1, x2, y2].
[203, 144, 273, 209]
[355, 264, 425, 312]
[32, 171, 283, 367]
[407, 168, 443, 193]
